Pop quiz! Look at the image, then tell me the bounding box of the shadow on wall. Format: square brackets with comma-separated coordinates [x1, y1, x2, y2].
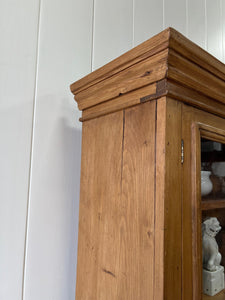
[0, 99, 35, 299]
[0, 96, 83, 299]
[58, 113, 82, 290]
[23, 93, 83, 299]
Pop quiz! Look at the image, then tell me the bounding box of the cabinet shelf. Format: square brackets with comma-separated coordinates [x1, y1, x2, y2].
[201, 199, 225, 210]
[203, 289, 225, 299]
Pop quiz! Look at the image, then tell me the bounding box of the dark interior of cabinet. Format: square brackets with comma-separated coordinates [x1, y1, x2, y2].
[201, 139, 225, 163]
[201, 138, 225, 299]
[201, 138, 225, 200]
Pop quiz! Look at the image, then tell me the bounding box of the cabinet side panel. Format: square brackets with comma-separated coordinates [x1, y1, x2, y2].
[75, 111, 124, 300]
[118, 101, 156, 299]
[164, 98, 182, 300]
[154, 97, 166, 300]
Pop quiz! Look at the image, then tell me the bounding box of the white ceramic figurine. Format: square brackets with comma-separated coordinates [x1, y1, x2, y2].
[202, 217, 224, 296]
[202, 217, 222, 271]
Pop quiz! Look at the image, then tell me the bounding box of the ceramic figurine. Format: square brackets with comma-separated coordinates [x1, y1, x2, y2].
[202, 218, 222, 271]
[202, 217, 224, 296]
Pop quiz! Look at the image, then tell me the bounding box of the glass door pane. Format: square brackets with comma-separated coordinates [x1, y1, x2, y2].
[201, 138, 225, 299]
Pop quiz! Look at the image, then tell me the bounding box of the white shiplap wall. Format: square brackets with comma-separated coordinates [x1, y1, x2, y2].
[0, 1, 40, 299]
[1, 0, 225, 299]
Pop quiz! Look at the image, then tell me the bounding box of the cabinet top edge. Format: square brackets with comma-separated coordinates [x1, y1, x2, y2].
[70, 27, 225, 97]
[70, 27, 170, 95]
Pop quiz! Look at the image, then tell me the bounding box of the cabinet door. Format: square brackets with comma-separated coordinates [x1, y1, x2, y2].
[182, 104, 225, 300]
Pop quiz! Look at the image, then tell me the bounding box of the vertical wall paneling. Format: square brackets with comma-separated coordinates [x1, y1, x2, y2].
[1, 0, 225, 298]
[133, 0, 163, 46]
[0, 1, 40, 299]
[206, 0, 223, 61]
[23, 0, 93, 299]
[163, 0, 187, 35]
[92, 0, 133, 70]
[187, 0, 206, 49]
[221, 0, 225, 63]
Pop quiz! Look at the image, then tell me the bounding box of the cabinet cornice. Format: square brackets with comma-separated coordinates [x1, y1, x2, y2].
[71, 27, 225, 121]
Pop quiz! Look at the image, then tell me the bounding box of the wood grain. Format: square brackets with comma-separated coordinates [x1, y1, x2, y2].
[71, 27, 225, 116]
[118, 101, 156, 299]
[182, 104, 195, 300]
[75, 111, 124, 300]
[201, 200, 225, 211]
[70, 28, 170, 94]
[71, 27, 225, 97]
[80, 83, 157, 121]
[164, 98, 182, 300]
[76, 101, 159, 299]
[80, 77, 225, 122]
[72, 27, 225, 300]
[80, 79, 168, 122]
[168, 49, 225, 104]
[166, 81, 225, 120]
[169, 28, 225, 81]
[75, 49, 168, 110]
[154, 97, 166, 300]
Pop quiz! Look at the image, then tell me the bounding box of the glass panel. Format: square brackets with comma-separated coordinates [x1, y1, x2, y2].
[201, 138, 225, 299]
[201, 138, 225, 200]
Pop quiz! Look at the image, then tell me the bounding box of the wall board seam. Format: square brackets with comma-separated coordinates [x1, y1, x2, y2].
[132, 0, 135, 48]
[221, 0, 224, 62]
[185, 0, 188, 37]
[21, 0, 42, 298]
[91, 0, 95, 72]
[204, 0, 208, 51]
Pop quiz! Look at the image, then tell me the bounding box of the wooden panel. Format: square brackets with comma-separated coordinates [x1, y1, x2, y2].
[72, 27, 225, 119]
[23, 0, 93, 299]
[164, 98, 182, 300]
[0, 1, 40, 299]
[71, 27, 225, 99]
[168, 49, 225, 104]
[154, 98, 166, 300]
[92, 0, 133, 70]
[201, 200, 225, 211]
[76, 101, 157, 299]
[77, 64, 225, 122]
[80, 82, 157, 121]
[118, 101, 156, 299]
[76, 111, 123, 300]
[76, 49, 168, 110]
[70, 28, 170, 94]
[182, 105, 225, 300]
[187, 0, 206, 49]
[164, 0, 187, 34]
[182, 104, 200, 300]
[166, 81, 225, 120]
[206, 0, 223, 61]
[169, 29, 225, 82]
[133, 0, 163, 46]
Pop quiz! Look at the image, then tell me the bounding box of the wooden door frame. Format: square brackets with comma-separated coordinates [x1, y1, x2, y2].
[182, 103, 225, 300]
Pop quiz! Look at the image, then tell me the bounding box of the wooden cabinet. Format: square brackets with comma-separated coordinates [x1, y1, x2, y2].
[70, 28, 225, 300]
